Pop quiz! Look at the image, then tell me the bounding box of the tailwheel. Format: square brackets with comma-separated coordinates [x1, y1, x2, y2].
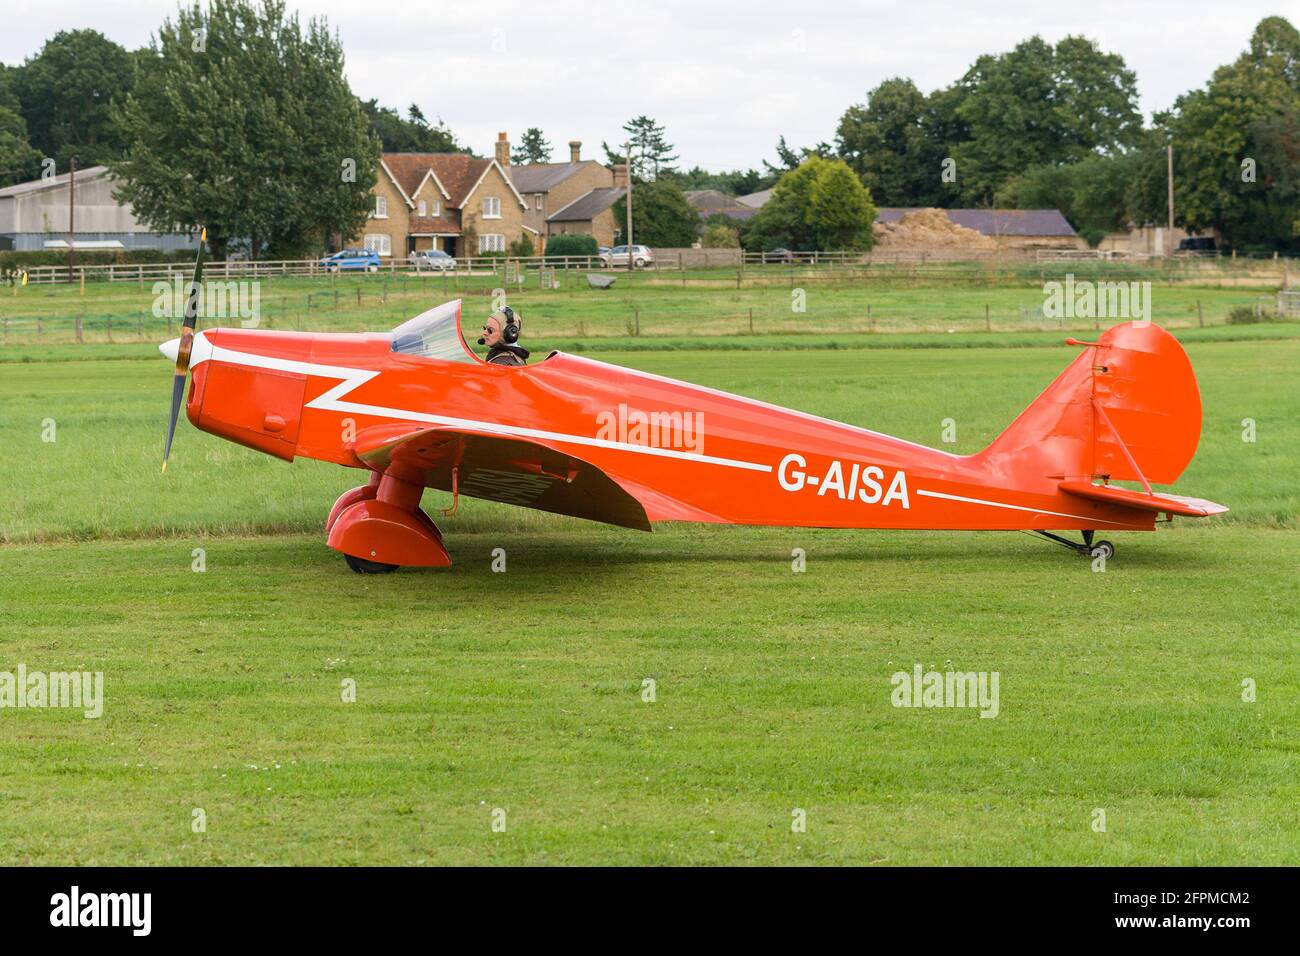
[344, 553, 399, 574]
[1033, 530, 1116, 559]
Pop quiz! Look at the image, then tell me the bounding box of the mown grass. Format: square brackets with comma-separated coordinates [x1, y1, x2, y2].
[0, 328, 1294, 865]
[0, 524, 1296, 865]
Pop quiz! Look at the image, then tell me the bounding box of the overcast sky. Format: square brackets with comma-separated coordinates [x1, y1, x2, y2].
[2, 0, 1288, 169]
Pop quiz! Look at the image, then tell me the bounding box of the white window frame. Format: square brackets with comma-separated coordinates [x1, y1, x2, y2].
[364, 233, 392, 256]
[482, 196, 502, 219]
[417, 199, 427, 216]
[374, 196, 388, 219]
[429, 200, 440, 217]
[479, 234, 505, 253]
[534, 194, 543, 211]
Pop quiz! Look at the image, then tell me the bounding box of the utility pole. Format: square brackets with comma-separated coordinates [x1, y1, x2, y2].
[625, 141, 634, 273]
[1166, 144, 1174, 258]
[67, 157, 77, 282]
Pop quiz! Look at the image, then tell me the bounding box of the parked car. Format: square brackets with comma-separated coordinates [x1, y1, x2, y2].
[319, 248, 381, 272]
[1176, 236, 1218, 255]
[600, 244, 654, 268]
[409, 249, 457, 271]
[762, 247, 795, 263]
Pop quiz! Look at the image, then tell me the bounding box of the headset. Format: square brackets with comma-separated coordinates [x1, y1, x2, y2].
[478, 306, 521, 346]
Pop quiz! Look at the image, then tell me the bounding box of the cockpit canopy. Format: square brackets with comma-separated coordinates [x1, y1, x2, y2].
[390, 300, 479, 364]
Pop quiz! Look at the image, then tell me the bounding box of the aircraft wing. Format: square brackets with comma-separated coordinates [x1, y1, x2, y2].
[353, 424, 652, 531]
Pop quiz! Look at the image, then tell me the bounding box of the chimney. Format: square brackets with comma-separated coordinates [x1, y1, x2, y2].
[495, 132, 510, 167]
[612, 163, 629, 189]
[569, 140, 582, 163]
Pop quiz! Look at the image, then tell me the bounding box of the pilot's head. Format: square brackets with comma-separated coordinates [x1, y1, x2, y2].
[478, 307, 520, 348]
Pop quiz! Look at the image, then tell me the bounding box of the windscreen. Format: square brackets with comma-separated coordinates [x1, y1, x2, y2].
[389, 300, 480, 364]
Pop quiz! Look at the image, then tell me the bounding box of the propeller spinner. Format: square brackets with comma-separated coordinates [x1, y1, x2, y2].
[161, 227, 207, 472]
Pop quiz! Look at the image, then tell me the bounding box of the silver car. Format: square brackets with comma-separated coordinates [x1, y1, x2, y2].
[600, 244, 654, 268]
[410, 249, 458, 271]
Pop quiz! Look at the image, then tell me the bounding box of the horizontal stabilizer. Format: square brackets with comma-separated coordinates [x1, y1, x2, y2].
[1058, 480, 1228, 518]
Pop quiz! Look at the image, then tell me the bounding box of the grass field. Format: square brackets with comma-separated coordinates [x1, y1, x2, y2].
[1, 285, 1296, 865]
[0, 257, 1288, 344]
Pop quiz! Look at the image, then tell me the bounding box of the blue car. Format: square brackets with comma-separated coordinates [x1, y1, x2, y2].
[319, 248, 381, 273]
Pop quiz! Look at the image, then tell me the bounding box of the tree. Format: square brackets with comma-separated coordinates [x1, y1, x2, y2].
[10, 30, 134, 168]
[603, 116, 678, 179]
[512, 128, 552, 164]
[0, 68, 42, 186]
[611, 178, 698, 246]
[360, 99, 462, 153]
[763, 134, 831, 177]
[949, 35, 1142, 203]
[700, 220, 740, 248]
[743, 156, 876, 251]
[836, 77, 951, 206]
[111, 0, 381, 259]
[669, 165, 771, 195]
[1162, 16, 1300, 251]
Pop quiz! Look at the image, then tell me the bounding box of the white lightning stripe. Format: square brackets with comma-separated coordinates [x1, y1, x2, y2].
[194, 340, 772, 473]
[914, 489, 1135, 526]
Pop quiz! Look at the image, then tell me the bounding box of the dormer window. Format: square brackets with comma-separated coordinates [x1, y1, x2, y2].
[374, 195, 388, 219]
[418, 200, 427, 216]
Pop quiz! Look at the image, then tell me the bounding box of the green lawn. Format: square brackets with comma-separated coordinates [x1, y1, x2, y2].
[0, 330, 1295, 865]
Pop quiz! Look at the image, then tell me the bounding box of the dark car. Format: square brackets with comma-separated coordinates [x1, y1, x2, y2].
[1177, 236, 1218, 254]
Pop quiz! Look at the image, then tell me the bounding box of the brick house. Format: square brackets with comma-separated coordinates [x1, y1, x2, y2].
[359, 146, 529, 259]
[509, 139, 627, 250]
[356, 135, 627, 258]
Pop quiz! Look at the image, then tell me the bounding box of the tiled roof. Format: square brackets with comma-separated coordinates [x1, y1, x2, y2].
[509, 161, 588, 193]
[382, 153, 490, 208]
[547, 187, 626, 223]
[736, 188, 772, 208]
[408, 213, 462, 235]
[875, 208, 1077, 237]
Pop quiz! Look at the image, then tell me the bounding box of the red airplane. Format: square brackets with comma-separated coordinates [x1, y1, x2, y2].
[161, 248, 1226, 573]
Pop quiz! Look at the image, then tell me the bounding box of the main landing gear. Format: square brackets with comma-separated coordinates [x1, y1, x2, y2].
[325, 471, 452, 574]
[1033, 529, 1115, 560]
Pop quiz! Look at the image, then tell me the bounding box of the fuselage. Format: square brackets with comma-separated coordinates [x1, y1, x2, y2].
[180, 326, 1152, 533]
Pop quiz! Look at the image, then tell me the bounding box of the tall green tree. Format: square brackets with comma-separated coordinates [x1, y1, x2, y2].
[10, 30, 134, 168]
[360, 100, 462, 153]
[111, 0, 381, 259]
[1162, 16, 1300, 251]
[950, 35, 1142, 203]
[512, 127, 552, 164]
[603, 116, 679, 179]
[0, 67, 42, 186]
[611, 177, 698, 246]
[836, 77, 952, 206]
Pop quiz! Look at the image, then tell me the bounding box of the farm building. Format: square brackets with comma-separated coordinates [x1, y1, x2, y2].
[0, 166, 199, 253]
[874, 208, 1085, 251]
[684, 190, 757, 222]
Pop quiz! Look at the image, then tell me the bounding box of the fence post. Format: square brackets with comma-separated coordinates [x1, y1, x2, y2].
[985, 303, 990, 331]
[76, 314, 83, 344]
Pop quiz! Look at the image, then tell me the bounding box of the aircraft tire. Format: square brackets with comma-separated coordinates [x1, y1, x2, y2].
[344, 553, 399, 574]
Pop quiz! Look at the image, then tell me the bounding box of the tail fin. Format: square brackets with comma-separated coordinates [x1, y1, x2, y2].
[978, 322, 1203, 488]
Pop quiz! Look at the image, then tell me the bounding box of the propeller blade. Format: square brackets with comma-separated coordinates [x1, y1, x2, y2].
[162, 227, 207, 472]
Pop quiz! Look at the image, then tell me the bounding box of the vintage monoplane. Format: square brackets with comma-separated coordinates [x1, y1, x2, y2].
[161, 245, 1226, 573]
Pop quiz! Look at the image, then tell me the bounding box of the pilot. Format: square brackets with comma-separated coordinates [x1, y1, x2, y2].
[478, 306, 530, 366]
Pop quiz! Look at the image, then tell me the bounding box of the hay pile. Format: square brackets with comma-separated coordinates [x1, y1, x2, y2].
[872, 208, 998, 249]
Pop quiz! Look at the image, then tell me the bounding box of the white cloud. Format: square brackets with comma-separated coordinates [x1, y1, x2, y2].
[0, 0, 1285, 170]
